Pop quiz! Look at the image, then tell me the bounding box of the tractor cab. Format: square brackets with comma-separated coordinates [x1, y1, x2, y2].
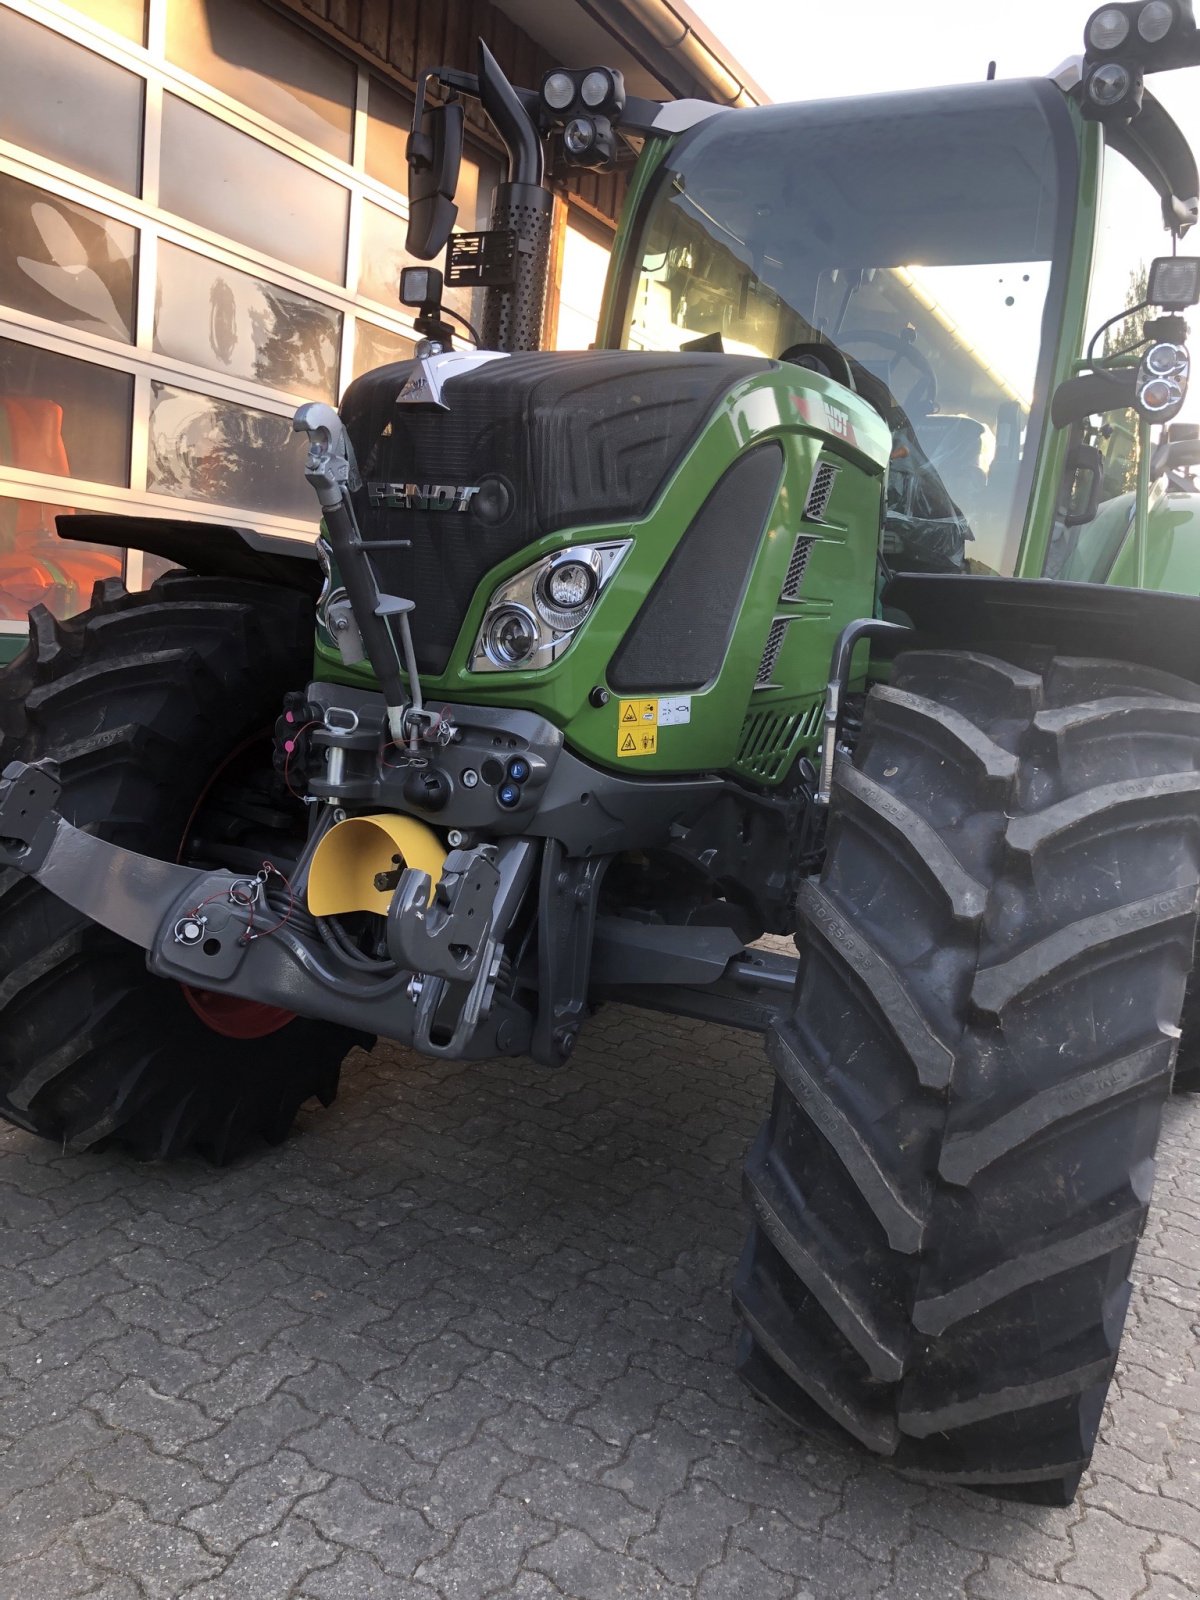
[599, 77, 1074, 579]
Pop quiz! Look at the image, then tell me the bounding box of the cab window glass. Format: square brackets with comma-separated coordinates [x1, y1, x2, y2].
[619, 85, 1073, 576]
[1046, 145, 1174, 582]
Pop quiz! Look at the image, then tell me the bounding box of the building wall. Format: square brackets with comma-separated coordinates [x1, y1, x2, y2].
[0, 0, 626, 654]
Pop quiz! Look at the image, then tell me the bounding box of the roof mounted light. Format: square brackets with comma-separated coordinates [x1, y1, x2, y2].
[1148, 255, 1200, 308]
[1138, 0, 1177, 39]
[1088, 5, 1132, 47]
[1083, 1, 1200, 71]
[1082, 57, 1145, 118]
[542, 71, 575, 112]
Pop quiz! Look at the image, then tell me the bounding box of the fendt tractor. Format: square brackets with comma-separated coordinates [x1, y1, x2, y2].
[2, 2, 1200, 1503]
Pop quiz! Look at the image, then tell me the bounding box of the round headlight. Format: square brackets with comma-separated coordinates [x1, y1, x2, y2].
[483, 606, 540, 667]
[546, 559, 596, 610]
[580, 70, 612, 109]
[536, 557, 598, 630]
[1088, 6, 1131, 49]
[542, 71, 576, 112]
[1138, 1, 1175, 41]
[564, 117, 597, 158]
[1088, 61, 1133, 105]
[1146, 342, 1189, 376]
[1139, 376, 1183, 411]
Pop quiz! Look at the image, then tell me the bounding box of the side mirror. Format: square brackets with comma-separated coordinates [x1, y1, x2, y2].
[406, 97, 464, 261]
[1063, 442, 1105, 527]
[1150, 423, 1200, 479]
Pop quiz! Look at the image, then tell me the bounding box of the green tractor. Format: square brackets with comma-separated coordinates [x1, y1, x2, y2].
[2, 1, 1200, 1505]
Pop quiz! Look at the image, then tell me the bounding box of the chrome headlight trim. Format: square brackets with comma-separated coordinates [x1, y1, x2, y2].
[471, 540, 631, 673]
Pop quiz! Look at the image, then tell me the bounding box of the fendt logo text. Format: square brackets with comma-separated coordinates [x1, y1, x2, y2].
[367, 482, 481, 512]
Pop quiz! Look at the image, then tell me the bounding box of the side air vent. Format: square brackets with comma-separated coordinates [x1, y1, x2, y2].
[804, 460, 839, 522]
[780, 535, 815, 601]
[756, 619, 789, 688]
[735, 702, 823, 782]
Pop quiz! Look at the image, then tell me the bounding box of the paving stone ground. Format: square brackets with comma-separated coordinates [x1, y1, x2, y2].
[1, 1004, 1198, 1600]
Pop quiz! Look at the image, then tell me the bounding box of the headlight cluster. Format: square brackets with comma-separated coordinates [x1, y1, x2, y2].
[1136, 341, 1190, 420]
[1087, 1, 1187, 52]
[472, 542, 629, 673]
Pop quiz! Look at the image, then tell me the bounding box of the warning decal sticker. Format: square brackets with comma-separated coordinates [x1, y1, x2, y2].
[618, 726, 658, 758]
[619, 698, 658, 726]
[616, 696, 690, 756]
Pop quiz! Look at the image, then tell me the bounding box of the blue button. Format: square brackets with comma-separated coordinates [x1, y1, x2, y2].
[497, 783, 522, 809]
[507, 757, 531, 784]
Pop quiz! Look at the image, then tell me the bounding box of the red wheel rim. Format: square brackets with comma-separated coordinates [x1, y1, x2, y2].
[177, 732, 297, 1040]
[182, 985, 296, 1039]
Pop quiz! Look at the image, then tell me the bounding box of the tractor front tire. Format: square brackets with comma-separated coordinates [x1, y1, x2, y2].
[734, 648, 1200, 1502]
[0, 573, 363, 1163]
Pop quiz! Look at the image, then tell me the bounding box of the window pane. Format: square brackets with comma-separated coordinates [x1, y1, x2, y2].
[0, 171, 136, 343]
[166, 0, 354, 161]
[0, 339, 132, 486]
[155, 241, 340, 400]
[360, 195, 491, 330]
[0, 8, 143, 194]
[364, 78, 414, 192]
[160, 96, 348, 285]
[555, 221, 610, 351]
[148, 383, 314, 520]
[358, 200, 412, 311]
[353, 319, 414, 380]
[0, 497, 123, 623]
[63, 0, 146, 43]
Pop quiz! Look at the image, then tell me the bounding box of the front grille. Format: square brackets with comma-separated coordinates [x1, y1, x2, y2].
[804, 460, 839, 522]
[756, 619, 789, 688]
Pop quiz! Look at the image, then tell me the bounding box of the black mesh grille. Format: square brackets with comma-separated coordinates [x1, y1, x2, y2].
[607, 443, 784, 693]
[804, 460, 839, 522]
[756, 619, 789, 688]
[339, 350, 770, 674]
[780, 536, 815, 601]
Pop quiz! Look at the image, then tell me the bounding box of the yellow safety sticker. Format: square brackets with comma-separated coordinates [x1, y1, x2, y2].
[618, 725, 658, 758]
[619, 698, 658, 726]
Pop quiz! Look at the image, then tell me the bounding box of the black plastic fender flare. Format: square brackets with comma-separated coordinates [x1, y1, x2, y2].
[55, 512, 321, 598]
[884, 573, 1200, 684]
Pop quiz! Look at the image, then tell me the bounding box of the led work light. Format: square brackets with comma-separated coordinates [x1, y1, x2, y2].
[1147, 255, 1200, 308]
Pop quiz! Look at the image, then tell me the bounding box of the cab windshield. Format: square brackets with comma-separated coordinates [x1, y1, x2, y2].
[615, 80, 1077, 575]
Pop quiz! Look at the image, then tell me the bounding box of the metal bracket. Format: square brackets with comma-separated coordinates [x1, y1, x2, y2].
[0, 761, 61, 872]
[532, 839, 609, 1066]
[386, 846, 500, 983]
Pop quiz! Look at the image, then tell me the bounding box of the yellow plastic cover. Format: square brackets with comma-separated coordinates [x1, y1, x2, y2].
[307, 814, 446, 917]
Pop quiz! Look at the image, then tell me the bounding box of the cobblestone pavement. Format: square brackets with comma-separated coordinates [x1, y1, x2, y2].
[0, 1004, 1198, 1600]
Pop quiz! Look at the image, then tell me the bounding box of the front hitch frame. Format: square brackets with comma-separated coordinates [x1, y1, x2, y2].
[0, 759, 533, 1059]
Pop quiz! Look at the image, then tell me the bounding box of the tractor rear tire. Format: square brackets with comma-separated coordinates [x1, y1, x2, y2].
[0, 573, 363, 1163]
[734, 648, 1200, 1503]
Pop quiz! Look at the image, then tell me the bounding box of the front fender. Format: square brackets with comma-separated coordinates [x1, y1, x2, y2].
[883, 573, 1200, 684]
[56, 513, 320, 597]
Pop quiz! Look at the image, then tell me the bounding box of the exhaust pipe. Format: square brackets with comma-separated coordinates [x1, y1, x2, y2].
[477, 41, 554, 353]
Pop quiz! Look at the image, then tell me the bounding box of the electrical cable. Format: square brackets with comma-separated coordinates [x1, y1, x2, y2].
[1087, 298, 1151, 364]
[443, 305, 483, 346]
[316, 915, 397, 973]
